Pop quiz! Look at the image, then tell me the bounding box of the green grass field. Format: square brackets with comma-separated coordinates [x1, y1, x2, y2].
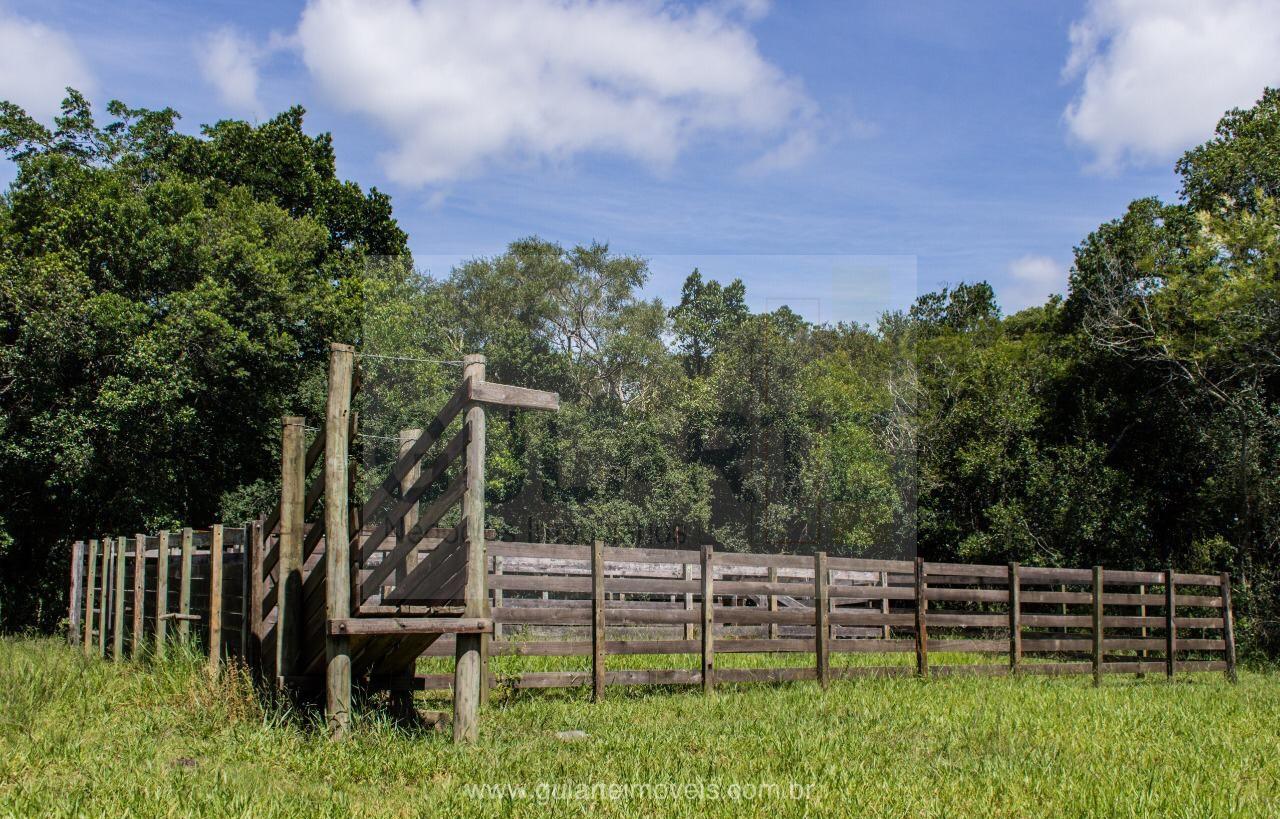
[2, 636, 1277, 817]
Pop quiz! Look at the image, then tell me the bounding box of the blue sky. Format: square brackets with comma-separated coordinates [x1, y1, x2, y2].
[3, 0, 1279, 324]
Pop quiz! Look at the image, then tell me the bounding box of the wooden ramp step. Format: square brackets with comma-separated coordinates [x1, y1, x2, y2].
[327, 617, 493, 637]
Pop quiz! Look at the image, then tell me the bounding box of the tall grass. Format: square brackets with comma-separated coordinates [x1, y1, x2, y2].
[2, 636, 1277, 817]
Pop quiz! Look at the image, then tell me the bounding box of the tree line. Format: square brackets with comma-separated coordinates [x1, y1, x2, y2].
[2, 89, 1277, 655]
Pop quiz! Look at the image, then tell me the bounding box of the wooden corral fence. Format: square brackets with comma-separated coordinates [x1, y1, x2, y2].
[65, 344, 1240, 745]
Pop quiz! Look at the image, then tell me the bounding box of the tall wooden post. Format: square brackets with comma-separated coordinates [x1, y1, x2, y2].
[389, 428, 423, 720]
[82, 539, 97, 654]
[1220, 572, 1237, 683]
[248, 520, 264, 675]
[454, 353, 487, 744]
[815, 552, 830, 689]
[132, 534, 146, 659]
[1164, 570, 1176, 680]
[278, 416, 306, 684]
[701, 544, 715, 693]
[1092, 565, 1104, 686]
[1137, 583, 1148, 677]
[1008, 562, 1021, 673]
[880, 571, 891, 640]
[208, 525, 224, 675]
[685, 562, 697, 641]
[177, 528, 194, 643]
[767, 566, 779, 641]
[592, 539, 606, 702]
[239, 522, 253, 669]
[914, 558, 928, 677]
[324, 343, 355, 738]
[154, 531, 170, 659]
[112, 536, 127, 661]
[69, 541, 85, 645]
[98, 536, 111, 656]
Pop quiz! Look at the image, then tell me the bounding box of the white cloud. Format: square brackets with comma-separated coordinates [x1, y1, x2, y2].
[1063, 0, 1280, 169]
[1005, 254, 1067, 310]
[295, 0, 816, 185]
[0, 10, 93, 120]
[198, 27, 263, 114]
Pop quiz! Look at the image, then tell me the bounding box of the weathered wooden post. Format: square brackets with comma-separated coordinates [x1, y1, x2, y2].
[685, 562, 697, 641]
[390, 427, 423, 718]
[879, 571, 891, 640]
[1165, 569, 1176, 680]
[239, 522, 253, 669]
[1220, 572, 1237, 683]
[914, 558, 928, 677]
[248, 520, 264, 675]
[208, 525, 224, 675]
[178, 528, 194, 644]
[1008, 562, 1021, 674]
[1137, 582, 1148, 678]
[155, 530, 170, 659]
[154, 532, 170, 660]
[454, 353, 487, 744]
[98, 536, 111, 656]
[815, 551, 830, 689]
[324, 343, 355, 738]
[1092, 565, 1104, 686]
[132, 534, 146, 659]
[278, 416, 305, 685]
[69, 541, 85, 645]
[82, 539, 97, 654]
[112, 536, 127, 661]
[701, 543, 714, 693]
[592, 539, 606, 702]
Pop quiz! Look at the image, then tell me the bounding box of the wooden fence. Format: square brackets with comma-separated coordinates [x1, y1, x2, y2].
[69, 528, 1237, 694]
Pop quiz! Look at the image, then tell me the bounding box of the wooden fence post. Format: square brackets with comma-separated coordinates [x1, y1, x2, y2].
[815, 551, 830, 689]
[1008, 562, 1021, 674]
[68, 541, 85, 645]
[1220, 572, 1237, 683]
[1092, 565, 1104, 686]
[132, 534, 146, 659]
[208, 525, 224, 675]
[248, 520, 264, 675]
[1165, 569, 1176, 680]
[492, 555, 504, 641]
[82, 539, 97, 654]
[155, 531, 170, 659]
[592, 539, 605, 702]
[914, 557, 928, 677]
[766, 566, 779, 641]
[278, 416, 305, 683]
[178, 528, 194, 644]
[324, 343, 354, 739]
[685, 562, 697, 641]
[98, 536, 111, 656]
[701, 543, 715, 693]
[239, 522, 253, 668]
[880, 571, 891, 640]
[112, 536, 127, 661]
[1137, 583, 1147, 678]
[454, 353, 487, 744]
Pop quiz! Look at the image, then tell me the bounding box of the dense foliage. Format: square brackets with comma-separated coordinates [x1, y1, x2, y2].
[1, 89, 1277, 654]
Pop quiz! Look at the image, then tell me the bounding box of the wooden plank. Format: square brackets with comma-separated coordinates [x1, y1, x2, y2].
[1009, 562, 1021, 673]
[112, 536, 126, 661]
[247, 522, 264, 675]
[453, 354, 487, 745]
[1093, 566, 1103, 687]
[1019, 567, 1094, 583]
[328, 617, 491, 636]
[278, 417, 305, 682]
[686, 562, 697, 641]
[208, 525, 224, 674]
[605, 669, 699, 686]
[768, 566, 779, 641]
[238, 522, 252, 670]
[924, 613, 1008, 628]
[592, 539, 605, 701]
[924, 587, 1009, 603]
[82, 539, 97, 654]
[178, 528, 194, 643]
[68, 541, 85, 645]
[467, 379, 560, 411]
[1172, 572, 1223, 586]
[360, 468, 467, 595]
[99, 536, 112, 656]
[831, 638, 917, 653]
[815, 552, 829, 688]
[1221, 571, 1237, 683]
[324, 343, 354, 738]
[914, 557, 927, 677]
[923, 561, 1008, 579]
[701, 543, 714, 693]
[1021, 638, 1092, 652]
[131, 534, 146, 659]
